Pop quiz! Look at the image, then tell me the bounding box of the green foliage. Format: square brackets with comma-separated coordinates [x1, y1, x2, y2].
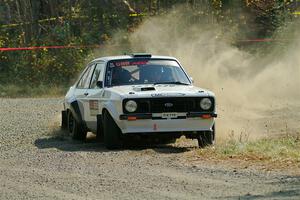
[0, 0, 135, 87]
[195, 134, 300, 168]
[214, 135, 300, 162]
[0, 0, 298, 94]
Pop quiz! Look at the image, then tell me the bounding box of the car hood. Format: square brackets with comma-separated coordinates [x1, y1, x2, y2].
[106, 84, 214, 98]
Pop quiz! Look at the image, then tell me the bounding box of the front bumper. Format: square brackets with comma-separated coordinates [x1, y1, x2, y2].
[120, 112, 217, 120]
[117, 112, 217, 134]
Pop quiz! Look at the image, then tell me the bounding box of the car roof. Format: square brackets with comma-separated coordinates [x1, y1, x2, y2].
[90, 54, 178, 63]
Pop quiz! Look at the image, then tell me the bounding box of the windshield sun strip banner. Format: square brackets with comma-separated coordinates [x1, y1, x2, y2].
[114, 60, 149, 67]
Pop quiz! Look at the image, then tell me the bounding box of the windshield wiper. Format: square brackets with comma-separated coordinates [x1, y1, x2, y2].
[154, 81, 190, 85]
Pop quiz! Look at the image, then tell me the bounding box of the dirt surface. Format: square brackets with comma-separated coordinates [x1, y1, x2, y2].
[0, 98, 300, 200]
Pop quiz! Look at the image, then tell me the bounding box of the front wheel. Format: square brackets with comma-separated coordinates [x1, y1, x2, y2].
[67, 111, 87, 141]
[197, 124, 215, 148]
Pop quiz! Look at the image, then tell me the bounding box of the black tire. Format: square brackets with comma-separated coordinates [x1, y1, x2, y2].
[160, 138, 177, 144]
[197, 124, 215, 148]
[67, 111, 87, 141]
[102, 111, 123, 149]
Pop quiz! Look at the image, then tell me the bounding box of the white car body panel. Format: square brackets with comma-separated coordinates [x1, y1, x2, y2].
[119, 118, 214, 134]
[103, 85, 215, 133]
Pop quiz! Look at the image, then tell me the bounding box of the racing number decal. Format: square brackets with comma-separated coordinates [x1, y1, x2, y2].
[153, 124, 158, 131]
[89, 100, 99, 116]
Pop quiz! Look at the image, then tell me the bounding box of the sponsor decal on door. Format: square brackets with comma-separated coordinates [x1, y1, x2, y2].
[89, 100, 99, 116]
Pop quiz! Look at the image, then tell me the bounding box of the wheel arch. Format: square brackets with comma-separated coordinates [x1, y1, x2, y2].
[101, 103, 120, 121]
[101, 106, 124, 133]
[68, 101, 86, 127]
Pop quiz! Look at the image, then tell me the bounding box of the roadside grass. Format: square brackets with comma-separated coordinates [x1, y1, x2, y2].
[0, 84, 67, 98]
[193, 133, 300, 170]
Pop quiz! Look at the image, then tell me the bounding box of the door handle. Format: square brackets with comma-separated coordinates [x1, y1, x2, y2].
[84, 92, 89, 96]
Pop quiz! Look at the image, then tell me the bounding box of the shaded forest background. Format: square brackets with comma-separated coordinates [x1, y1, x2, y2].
[0, 0, 299, 95]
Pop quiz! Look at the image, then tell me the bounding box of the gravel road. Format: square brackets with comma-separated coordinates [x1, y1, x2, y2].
[0, 98, 299, 200]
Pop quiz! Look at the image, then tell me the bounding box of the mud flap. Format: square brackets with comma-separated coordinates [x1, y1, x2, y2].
[96, 114, 104, 142]
[61, 110, 68, 130]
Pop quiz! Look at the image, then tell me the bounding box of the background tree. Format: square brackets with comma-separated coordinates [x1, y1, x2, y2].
[0, 0, 297, 88]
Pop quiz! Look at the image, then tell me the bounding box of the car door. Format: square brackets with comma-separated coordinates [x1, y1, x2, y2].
[75, 63, 95, 123]
[81, 61, 106, 132]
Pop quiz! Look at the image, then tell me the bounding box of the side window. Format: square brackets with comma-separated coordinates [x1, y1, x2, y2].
[77, 67, 91, 89]
[84, 64, 95, 88]
[77, 64, 94, 89]
[90, 62, 105, 89]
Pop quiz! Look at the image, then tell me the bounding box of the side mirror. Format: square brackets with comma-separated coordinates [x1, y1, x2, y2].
[96, 81, 103, 88]
[190, 77, 194, 84]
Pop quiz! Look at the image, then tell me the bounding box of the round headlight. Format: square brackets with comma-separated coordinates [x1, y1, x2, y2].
[125, 100, 137, 112]
[200, 98, 212, 110]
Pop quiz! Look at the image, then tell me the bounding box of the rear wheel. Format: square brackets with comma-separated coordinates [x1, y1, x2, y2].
[103, 111, 123, 149]
[197, 124, 215, 148]
[67, 111, 87, 141]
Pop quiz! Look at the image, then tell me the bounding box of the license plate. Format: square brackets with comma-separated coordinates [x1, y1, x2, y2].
[162, 113, 178, 119]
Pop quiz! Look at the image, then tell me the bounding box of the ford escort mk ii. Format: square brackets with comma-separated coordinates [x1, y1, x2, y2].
[62, 54, 217, 149]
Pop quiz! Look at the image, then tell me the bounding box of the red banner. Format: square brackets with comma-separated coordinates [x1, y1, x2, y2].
[0, 39, 292, 52]
[0, 45, 101, 51]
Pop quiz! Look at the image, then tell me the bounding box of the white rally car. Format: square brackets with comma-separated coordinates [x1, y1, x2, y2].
[61, 54, 217, 149]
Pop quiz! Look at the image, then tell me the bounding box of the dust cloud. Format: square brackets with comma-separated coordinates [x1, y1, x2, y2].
[97, 8, 300, 140]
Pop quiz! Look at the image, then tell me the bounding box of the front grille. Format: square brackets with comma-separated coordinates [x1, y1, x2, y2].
[151, 98, 190, 113]
[123, 97, 214, 114]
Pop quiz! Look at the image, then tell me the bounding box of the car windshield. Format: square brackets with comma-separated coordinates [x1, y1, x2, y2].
[105, 59, 191, 86]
